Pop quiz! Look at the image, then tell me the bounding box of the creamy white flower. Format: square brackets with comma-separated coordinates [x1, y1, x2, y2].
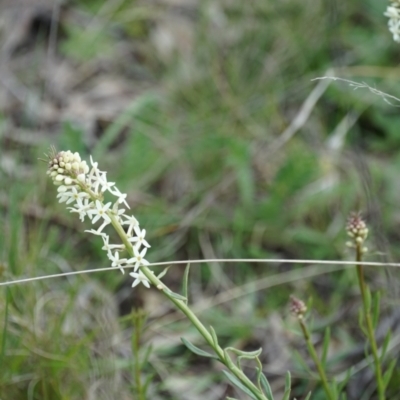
[123, 215, 139, 236]
[87, 200, 112, 224]
[94, 219, 110, 233]
[68, 198, 93, 221]
[98, 175, 115, 193]
[108, 250, 128, 274]
[101, 235, 125, 255]
[129, 270, 151, 288]
[128, 226, 150, 249]
[109, 186, 130, 209]
[57, 186, 89, 204]
[126, 246, 149, 271]
[85, 229, 107, 237]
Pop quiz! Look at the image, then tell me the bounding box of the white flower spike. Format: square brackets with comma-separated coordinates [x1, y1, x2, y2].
[45, 148, 156, 288]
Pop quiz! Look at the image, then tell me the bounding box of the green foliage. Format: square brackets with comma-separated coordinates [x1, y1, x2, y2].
[2, 0, 400, 398]
[61, 25, 114, 62]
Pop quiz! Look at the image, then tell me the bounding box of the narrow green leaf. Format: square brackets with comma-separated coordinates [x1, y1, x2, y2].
[237, 349, 262, 369]
[380, 330, 392, 362]
[222, 370, 257, 400]
[223, 349, 236, 369]
[181, 337, 218, 359]
[282, 371, 291, 400]
[358, 309, 367, 336]
[226, 397, 240, 400]
[0, 287, 10, 368]
[383, 359, 396, 389]
[363, 342, 370, 359]
[330, 379, 338, 398]
[157, 266, 170, 280]
[337, 367, 352, 394]
[182, 263, 191, 305]
[293, 350, 313, 375]
[372, 291, 380, 329]
[164, 288, 187, 302]
[225, 346, 262, 359]
[365, 286, 372, 312]
[321, 326, 331, 367]
[303, 392, 312, 400]
[143, 373, 155, 394]
[259, 373, 274, 400]
[140, 344, 153, 368]
[210, 326, 219, 347]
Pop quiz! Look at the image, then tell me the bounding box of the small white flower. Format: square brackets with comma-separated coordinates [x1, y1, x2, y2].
[68, 198, 92, 221]
[101, 235, 125, 254]
[92, 219, 110, 233]
[111, 202, 125, 221]
[126, 246, 149, 271]
[85, 228, 107, 237]
[385, 5, 400, 19]
[108, 250, 128, 274]
[57, 186, 87, 204]
[98, 174, 115, 193]
[129, 226, 150, 248]
[123, 215, 139, 236]
[89, 176, 102, 194]
[88, 200, 112, 224]
[130, 270, 151, 288]
[109, 186, 130, 209]
[90, 155, 98, 168]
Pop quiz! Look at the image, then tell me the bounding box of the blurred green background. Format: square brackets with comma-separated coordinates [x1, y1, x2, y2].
[1, 0, 400, 399]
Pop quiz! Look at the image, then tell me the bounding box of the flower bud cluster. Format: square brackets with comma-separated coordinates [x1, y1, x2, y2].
[346, 212, 368, 252]
[289, 295, 307, 320]
[46, 148, 153, 289]
[47, 149, 89, 186]
[385, 1, 400, 43]
[346, 213, 368, 241]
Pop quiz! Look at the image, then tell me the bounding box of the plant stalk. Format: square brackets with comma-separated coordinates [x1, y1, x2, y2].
[132, 311, 146, 400]
[298, 319, 335, 400]
[355, 244, 385, 400]
[108, 213, 269, 400]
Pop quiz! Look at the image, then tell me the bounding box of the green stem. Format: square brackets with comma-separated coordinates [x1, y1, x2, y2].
[108, 213, 269, 400]
[298, 319, 335, 400]
[132, 311, 145, 400]
[356, 245, 385, 400]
